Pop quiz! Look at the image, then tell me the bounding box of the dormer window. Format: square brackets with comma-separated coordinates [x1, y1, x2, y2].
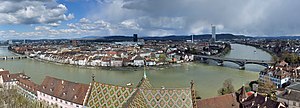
[43, 86, 45, 89]
[63, 92, 66, 96]
[51, 82, 53, 85]
[73, 88, 75, 91]
[74, 95, 77, 99]
[62, 80, 64, 84]
[50, 88, 53, 92]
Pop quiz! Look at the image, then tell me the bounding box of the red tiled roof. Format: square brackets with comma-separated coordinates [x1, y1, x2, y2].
[17, 79, 39, 95]
[2, 73, 28, 82]
[196, 93, 240, 108]
[241, 93, 282, 108]
[107, 51, 117, 55]
[0, 70, 10, 76]
[39, 76, 90, 105]
[101, 56, 111, 62]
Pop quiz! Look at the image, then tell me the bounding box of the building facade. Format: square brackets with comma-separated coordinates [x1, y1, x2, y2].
[277, 83, 300, 108]
[16, 78, 39, 101]
[259, 68, 290, 88]
[37, 76, 90, 108]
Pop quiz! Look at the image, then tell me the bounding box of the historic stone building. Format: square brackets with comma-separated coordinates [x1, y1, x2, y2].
[85, 72, 197, 108]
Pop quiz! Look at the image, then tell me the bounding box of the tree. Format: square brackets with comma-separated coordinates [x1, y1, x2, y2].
[217, 79, 235, 95]
[258, 77, 277, 100]
[158, 54, 166, 61]
[281, 52, 300, 64]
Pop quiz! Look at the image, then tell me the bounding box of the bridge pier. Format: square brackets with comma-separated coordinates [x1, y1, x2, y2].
[239, 66, 245, 70]
[239, 64, 245, 70]
[217, 61, 224, 66]
[199, 58, 209, 63]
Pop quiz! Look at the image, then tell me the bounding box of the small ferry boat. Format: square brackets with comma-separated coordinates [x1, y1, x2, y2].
[126, 83, 133, 86]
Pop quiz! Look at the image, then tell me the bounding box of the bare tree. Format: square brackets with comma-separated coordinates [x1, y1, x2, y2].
[217, 79, 235, 95]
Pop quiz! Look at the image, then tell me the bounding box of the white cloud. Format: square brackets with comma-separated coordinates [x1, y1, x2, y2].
[48, 22, 61, 27]
[79, 18, 91, 23]
[35, 26, 50, 31]
[0, 0, 73, 25]
[120, 19, 141, 30]
[67, 23, 77, 29]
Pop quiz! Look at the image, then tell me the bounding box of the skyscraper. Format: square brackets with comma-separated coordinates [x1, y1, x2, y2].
[191, 35, 194, 43]
[211, 25, 216, 42]
[133, 34, 138, 42]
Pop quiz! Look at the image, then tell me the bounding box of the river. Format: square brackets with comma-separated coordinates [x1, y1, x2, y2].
[0, 44, 272, 98]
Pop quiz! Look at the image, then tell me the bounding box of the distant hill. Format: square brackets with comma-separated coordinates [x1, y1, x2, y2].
[143, 34, 251, 41]
[254, 36, 300, 40]
[81, 34, 251, 42]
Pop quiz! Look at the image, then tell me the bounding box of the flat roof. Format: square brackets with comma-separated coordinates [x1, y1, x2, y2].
[287, 83, 300, 91]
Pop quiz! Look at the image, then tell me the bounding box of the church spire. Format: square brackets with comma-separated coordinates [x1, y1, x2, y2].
[143, 62, 147, 79]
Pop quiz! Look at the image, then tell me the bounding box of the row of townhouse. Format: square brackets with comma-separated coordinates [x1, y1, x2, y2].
[0, 69, 89, 108]
[37, 52, 194, 67]
[0, 68, 198, 108]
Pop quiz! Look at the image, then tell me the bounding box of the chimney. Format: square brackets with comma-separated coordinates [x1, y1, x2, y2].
[264, 97, 268, 102]
[254, 92, 257, 97]
[288, 89, 291, 94]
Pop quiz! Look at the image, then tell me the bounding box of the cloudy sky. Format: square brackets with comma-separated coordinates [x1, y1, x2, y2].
[0, 0, 299, 40]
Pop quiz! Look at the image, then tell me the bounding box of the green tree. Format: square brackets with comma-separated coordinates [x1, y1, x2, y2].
[217, 79, 235, 95]
[158, 54, 166, 61]
[282, 52, 300, 64]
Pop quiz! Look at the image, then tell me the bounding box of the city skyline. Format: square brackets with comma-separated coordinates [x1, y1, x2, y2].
[0, 0, 300, 40]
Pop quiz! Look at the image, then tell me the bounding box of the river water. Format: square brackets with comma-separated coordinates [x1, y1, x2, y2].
[0, 44, 271, 98]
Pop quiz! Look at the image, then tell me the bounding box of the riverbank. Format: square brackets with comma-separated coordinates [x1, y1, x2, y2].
[234, 42, 279, 62]
[7, 44, 232, 71]
[31, 57, 185, 71]
[215, 43, 231, 57]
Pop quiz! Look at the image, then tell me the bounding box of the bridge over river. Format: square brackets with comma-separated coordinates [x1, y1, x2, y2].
[194, 55, 275, 70]
[0, 55, 28, 60]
